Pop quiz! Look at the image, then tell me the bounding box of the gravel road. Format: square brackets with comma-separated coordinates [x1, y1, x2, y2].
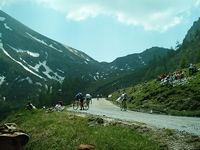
[67, 98, 200, 136]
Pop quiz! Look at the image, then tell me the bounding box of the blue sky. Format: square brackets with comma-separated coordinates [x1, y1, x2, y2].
[0, 0, 200, 62]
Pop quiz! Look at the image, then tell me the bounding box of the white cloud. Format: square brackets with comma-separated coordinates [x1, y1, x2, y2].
[1, 0, 199, 32]
[0, 0, 27, 9]
[35, 0, 199, 32]
[0, 0, 6, 9]
[195, 0, 200, 6]
[66, 5, 103, 21]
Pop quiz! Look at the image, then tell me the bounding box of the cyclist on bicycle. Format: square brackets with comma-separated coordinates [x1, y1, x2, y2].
[121, 92, 127, 107]
[75, 92, 84, 110]
[85, 94, 92, 104]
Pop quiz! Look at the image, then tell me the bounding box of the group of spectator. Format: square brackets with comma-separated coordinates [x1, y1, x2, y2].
[159, 62, 198, 87]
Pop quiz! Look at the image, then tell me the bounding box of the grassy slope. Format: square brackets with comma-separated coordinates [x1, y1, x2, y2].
[1, 109, 163, 150]
[108, 63, 200, 117]
[1, 65, 200, 150]
[1, 58, 199, 150]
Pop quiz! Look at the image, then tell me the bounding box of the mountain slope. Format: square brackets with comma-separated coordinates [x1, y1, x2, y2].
[185, 17, 200, 42]
[0, 10, 169, 103]
[0, 10, 100, 81]
[87, 18, 200, 97]
[0, 10, 102, 102]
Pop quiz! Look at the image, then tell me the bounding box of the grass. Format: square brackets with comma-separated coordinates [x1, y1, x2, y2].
[1, 109, 164, 150]
[108, 63, 200, 117]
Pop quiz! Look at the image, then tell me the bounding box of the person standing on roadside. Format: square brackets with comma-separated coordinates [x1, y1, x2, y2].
[189, 61, 194, 75]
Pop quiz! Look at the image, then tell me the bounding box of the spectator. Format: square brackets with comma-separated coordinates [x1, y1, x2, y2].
[193, 64, 197, 73]
[26, 101, 34, 110]
[158, 73, 166, 80]
[132, 86, 136, 93]
[189, 61, 194, 75]
[58, 100, 63, 106]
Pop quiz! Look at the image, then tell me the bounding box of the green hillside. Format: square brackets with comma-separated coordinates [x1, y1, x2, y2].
[108, 63, 200, 117]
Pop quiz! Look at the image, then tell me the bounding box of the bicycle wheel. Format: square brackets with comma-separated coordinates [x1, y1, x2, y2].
[73, 101, 79, 110]
[120, 104, 123, 110]
[120, 102, 127, 111]
[83, 102, 89, 110]
[123, 103, 127, 111]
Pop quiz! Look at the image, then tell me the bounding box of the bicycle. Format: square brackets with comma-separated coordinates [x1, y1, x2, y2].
[120, 100, 127, 111]
[72, 99, 89, 110]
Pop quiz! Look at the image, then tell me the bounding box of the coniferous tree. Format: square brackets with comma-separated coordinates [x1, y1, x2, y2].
[175, 40, 181, 50]
[179, 56, 188, 69]
[195, 49, 200, 63]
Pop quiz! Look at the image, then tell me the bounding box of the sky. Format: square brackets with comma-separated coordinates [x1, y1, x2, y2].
[0, 0, 200, 62]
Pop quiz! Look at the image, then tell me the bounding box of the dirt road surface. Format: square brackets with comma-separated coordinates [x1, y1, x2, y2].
[67, 98, 200, 136]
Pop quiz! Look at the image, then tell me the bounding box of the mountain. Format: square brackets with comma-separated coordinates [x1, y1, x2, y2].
[185, 17, 200, 42]
[89, 17, 200, 96]
[109, 47, 169, 71]
[0, 10, 169, 103]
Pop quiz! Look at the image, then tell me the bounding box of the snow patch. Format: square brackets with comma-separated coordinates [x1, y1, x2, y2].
[138, 54, 146, 65]
[49, 44, 62, 52]
[93, 76, 97, 80]
[66, 45, 78, 54]
[81, 54, 90, 60]
[8, 45, 40, 57]
[0, 42, 44, 80]
[0, 76, 6, 86]
[26, 32, 48, 46]
[69, 55, 75, 60]
[18, 77, 33, 84]
[111, 66, 115, 69]
[27, 51, 40, 57]
[63, 44, 90, 61]
[86, 58, 90, 61]
[0, 17, 5, 21]
[26, 32, 62, 53]
[35, 82, 42, 86]
[28, 60, 64, 82]
[57, 69, 64, 74]
[4, 23, 12, 31]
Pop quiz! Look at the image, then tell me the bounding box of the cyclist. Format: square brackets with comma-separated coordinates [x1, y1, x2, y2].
[120, 92, 127, 109]
[85, 94, 92, 104]
[75, 92, 84, 110]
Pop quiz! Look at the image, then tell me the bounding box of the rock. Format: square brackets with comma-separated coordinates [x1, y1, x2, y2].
[75, 144, 95, 150]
